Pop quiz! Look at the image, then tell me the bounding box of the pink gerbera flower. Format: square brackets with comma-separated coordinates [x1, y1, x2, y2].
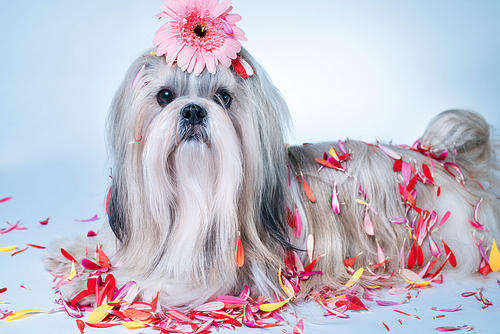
[153, 0, 247, 76]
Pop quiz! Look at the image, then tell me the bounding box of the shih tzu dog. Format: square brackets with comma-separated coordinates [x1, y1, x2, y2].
[43, 0, 500, 310]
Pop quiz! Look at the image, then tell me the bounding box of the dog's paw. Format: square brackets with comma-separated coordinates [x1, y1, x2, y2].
[42, 235, 93, 276]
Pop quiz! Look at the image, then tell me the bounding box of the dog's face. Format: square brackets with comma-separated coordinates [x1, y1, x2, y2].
[104, 50, 293, 305]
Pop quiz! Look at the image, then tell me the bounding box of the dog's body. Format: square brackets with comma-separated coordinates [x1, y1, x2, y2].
[43, 48, 500, 309]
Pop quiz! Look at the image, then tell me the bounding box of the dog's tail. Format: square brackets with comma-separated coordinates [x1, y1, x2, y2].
[420, 109, 500, 193]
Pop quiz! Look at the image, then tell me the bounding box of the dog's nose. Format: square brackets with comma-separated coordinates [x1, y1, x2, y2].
[181, 104, 207, 125]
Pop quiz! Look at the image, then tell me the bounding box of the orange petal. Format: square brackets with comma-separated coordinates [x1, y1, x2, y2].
[235, 234, 244, 268]
[76, 319, 85, 334]
[302, 176, 316, 202]
[97, 246, 111, 268]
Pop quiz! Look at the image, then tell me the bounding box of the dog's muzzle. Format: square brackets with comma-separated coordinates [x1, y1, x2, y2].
[178, 103, 209, 144]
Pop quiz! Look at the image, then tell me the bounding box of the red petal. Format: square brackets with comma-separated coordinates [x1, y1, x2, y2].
[40, 218, 49, 225]
[0, 197, 12, 203]
[12, 246, 29, 256]
[381, 320, 390, 331]
[416, 242, 424, 266]
[106, 187, 112, 215]
[344, 252, 362, 268]
[422, 164, 434, 184]
[103, 274, 116, 303]
[479, 263, 491, 276]
[407, 175, 418, 192]
[442, 240, 457, 267]
[408, 241, 417, 270]
[61, 248, 79, 264]
[231, 57, 247, 79]
[304, 255, 323, 273]
[150, 291, 159, 310]
[70, 290, 93, 306]
[393, 158, 403, 172]
[26, 244, 46, 249]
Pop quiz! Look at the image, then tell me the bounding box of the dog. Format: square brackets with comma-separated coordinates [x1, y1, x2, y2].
[43, 1, 500, 311]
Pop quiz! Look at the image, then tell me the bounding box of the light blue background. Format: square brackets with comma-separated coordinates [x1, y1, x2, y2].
[1, 1, 499, 333]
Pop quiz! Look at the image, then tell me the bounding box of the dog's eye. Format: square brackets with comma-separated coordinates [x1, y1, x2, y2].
[157, 89, 175, 106]
[215, 91, 232, 108]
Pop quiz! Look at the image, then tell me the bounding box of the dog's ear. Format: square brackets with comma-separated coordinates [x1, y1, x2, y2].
[236, 48, 294, 250]
[105, 50, 161, 244]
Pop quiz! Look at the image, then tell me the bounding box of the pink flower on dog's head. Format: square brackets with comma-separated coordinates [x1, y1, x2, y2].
[153, 0, 248, 76]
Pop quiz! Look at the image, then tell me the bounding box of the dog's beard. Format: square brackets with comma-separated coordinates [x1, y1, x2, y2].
[135, 103, 244, 302]
[176, 121, 210, 145]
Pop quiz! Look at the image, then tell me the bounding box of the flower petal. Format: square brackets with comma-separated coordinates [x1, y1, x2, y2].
[235, 234, 244, 268]
[363, 210, 374, 236]
[489, 239, 500, 272]
[294, 208, 302, 239]
[259, 298, 291, 312]
[212, 0, 232, 18]
[307, 234, 314, 262]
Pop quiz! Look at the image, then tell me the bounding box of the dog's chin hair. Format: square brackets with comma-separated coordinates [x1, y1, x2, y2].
[109, 103, 243, 306]
[176, 122, 210, 146]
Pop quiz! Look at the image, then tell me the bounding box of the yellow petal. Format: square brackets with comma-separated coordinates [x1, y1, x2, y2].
[0, 301, 8, 304]
[122, 320, 152, 329]
[278, 267, 287, 294]
[87, 301, 119, 324]
[355, 199, 368, 206]
[489, 239, 500, 272]
[5, 309, 45, 321]
[67, 261, 77, 281]
[329, 148, 339, 160]
[0, 245, 17, 252]
[345, 267, 364, 288]
[259, 298, 291, 312]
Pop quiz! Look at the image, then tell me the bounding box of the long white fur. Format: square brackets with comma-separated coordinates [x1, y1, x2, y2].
[43, 48, 500, 310]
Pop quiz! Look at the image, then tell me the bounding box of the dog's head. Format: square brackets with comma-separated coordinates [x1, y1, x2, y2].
[105, 48, 293, 301]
